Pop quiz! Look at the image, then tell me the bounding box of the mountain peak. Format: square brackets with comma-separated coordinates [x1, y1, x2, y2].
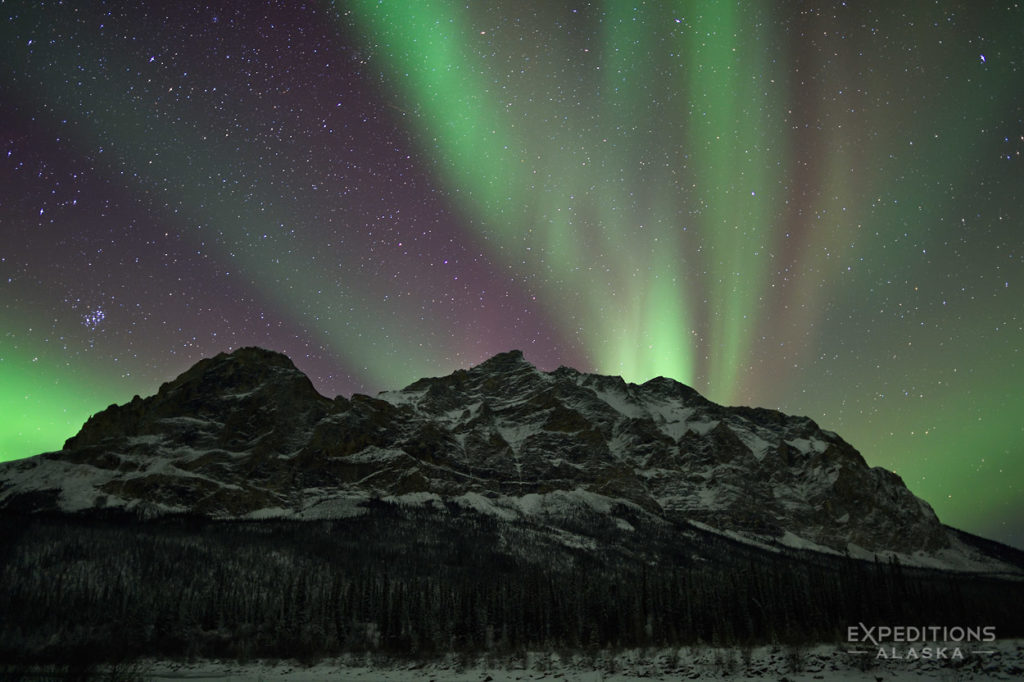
[223, 345, 298, 367]
[471, 349, 531, 372]
[157, 345, 303, 395]
[61, 345, 330, 453]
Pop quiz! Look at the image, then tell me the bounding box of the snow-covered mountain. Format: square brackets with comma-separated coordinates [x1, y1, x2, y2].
[0, 347, 1016, 572]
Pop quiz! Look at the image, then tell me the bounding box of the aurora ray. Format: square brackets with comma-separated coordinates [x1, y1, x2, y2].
[1, 0, 1022, 549]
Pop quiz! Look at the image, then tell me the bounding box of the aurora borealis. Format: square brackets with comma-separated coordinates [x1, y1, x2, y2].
[2, 1, 1022, 548]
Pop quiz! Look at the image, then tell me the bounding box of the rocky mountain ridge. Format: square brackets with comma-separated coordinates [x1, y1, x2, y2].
[0, 347, 1013, 572]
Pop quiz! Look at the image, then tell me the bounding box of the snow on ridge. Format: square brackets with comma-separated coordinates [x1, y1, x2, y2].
[223, 389, 257, 400]
[614, 517, 635, 532]
[687, 519, 782, 553]
[646, 414, 717, 442]
[343, 445, 407, 464]
[685, 418, 718, 436]
[400, 488, 649, 527]
[155, 461, 246, 491]
[385, 491, 444, 507]
[511, 487, 642, 520]
[778, 530, 843, 556]
[904, 534, 1024, 575]
[615, 393, 709, 441]
[605, 433, 638, 461]
[731, 426, 774, 461]
[376, 388, 427, 408]
[438, 402, 482, 427]
[154, 415, 223, 428]
[0, 457, 114, 513]
[453, 491, 519, 521]
[590, 386, 646, 419]
[690, 518, 1023, 575]
[640, 397, 685, 421]
[494, 421, 539, 452]
[785, 437, 829, 455]
[297, 490, 370, 519]
[696, 486, 725, 509]
[243, 506, 294, 520]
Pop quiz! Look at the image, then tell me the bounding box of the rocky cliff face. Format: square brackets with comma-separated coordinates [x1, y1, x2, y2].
[0, 347, 1001, 568]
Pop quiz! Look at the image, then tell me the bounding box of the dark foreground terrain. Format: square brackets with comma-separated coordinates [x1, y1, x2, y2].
[2, 501, 1022, 668]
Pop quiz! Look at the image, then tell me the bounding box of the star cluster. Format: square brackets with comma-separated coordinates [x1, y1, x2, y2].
[2, 1, 1022, 548]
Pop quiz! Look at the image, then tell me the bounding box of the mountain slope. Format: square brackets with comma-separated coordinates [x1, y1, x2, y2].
[0, 347, 1015, 572]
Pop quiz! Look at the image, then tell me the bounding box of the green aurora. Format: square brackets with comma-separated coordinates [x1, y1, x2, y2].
[1, 1, 1021, 547]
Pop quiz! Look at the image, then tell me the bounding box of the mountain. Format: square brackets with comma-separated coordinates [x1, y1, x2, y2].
[0, 347, 1015, 572]
[4, 347, 1024, 668]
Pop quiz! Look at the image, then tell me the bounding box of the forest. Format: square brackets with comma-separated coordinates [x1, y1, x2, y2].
[2, 499, 1022, 668]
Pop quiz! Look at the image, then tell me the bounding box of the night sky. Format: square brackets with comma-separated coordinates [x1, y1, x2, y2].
[2, 1, 1022, 548]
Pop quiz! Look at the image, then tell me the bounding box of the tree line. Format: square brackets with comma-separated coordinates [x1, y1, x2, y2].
[1, 501, 1022, 666]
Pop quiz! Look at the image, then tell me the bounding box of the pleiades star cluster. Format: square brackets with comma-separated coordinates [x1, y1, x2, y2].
[2, 1, 1021, 548]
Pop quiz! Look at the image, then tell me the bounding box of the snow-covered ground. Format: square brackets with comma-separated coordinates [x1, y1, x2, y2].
[130, 640, 1024, 681]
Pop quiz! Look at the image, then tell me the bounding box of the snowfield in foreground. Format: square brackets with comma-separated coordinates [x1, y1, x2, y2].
[137, 641, 1023, 681]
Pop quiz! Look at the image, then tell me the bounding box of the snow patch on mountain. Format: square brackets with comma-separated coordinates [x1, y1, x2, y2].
[732, 427, 773, 460]
[453, 491, 519, 521]
[786, 437, 829, 455]
[296, 491, 369, 520]
[589, 385, 646, 419]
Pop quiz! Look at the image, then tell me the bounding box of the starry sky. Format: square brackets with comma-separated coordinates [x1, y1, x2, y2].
[2, 1, 1022, 548]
